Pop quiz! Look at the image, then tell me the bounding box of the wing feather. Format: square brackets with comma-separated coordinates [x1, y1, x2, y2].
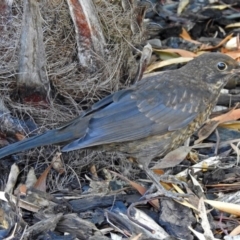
[62, 75, 207, 152]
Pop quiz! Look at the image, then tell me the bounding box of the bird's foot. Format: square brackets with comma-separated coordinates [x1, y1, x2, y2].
[158, 174, 188, 188]
[142, 184, 190, 201]
[142, 167, 190, 201]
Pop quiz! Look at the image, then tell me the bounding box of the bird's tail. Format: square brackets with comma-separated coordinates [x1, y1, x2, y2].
[0, 126, 81, 159]
[0, 113, 91, 159]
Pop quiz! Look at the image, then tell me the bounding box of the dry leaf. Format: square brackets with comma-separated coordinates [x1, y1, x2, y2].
[225, 36, 240, 50]
[188, 226, 207, 240]
[230, 143, 240, 159]
[130, 233, 142, 240]
[205, 4, 231, 10]
[19, 184, 27, 196]
[4, 163, 20, 194]
[187, 151, 199, 163]
[152, 169, 164, 175]
[176, 156, 220, 178]
[127, 208, 169, 238]
[224, 50, 240, 60]
[90, 165, 98, 179]
[134, 43, 153, 84]
[196, 108, 240, 144]
[180, 28, 195, 41]
[220, 121, 240, 130]
[145, 57, 193, 73]
[188, 198, 218, 240]
[195, 120, 219, 144]
[51, 152, 64, 174]
[26, 168, 37, 188]
[153, 48, 197, 57]
[0, 191, 40, 213]
[177, 0, 189, 15]
[206, 183, 240, 188]
[202, 161, 209, 172]
[34, 165, 51, 192]
[15, 133, 25, 141]
[109, 170, 159, 209]
[152, 146, 192, 169]
[213, 108, 240, 122]
[230, 225, 240, 236]
[188, 171, 204, 192]
[226, 23, 240, 28]
[200, 34, 233, 50]
[173, 184, 199, 211]
[198, 198, 216, 239]
[0, 192, 8, 202]
[205, 199, 240, 216]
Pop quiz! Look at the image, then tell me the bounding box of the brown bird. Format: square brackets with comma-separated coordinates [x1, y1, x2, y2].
[0, 53, 239, 197]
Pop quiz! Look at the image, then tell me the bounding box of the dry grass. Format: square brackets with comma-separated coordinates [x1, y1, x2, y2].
[0, 0, 141, 190]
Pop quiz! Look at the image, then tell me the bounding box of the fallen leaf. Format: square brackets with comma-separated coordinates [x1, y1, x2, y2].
[205, 199, 240, 216]
[213, 108, 240, 122]
[51, 152, 64, 174]
[34, 165, 51, 192]
[180, 28, 193, 41]
[26, 167, 37, 188]
[177, 0, 189, 15]
[109, 170, 159, 209]
[130, 233, 142, 240]
[220, 121, 240, 130]
[205, 4, 231, 10]
[152, 169, 164, 175]
[145, 57, 193, 73]
[19, 184, 27, 196]
[225, 36, 240, 50]
[200, 33, 233, 50]
[230, 225, 240, 236]
[90, 164, 98, 179]
[173, 184, 199, 212]
[198, 198, 215, 240]
[176, 156, 220, 179]
[195, 120, 219, 144]
[133, 43, 152, 84]
[152, 146, 192, 169]
[15, 133, 25, 141]
[202, 161, 208, 172]
[153, 48, 197, 57]
[222, 50, 240, 60]
[196, 108, 240, 143]
[4, 163, 20, 194]
[226, 22, 240, 28]
[188, 226, 206, 240]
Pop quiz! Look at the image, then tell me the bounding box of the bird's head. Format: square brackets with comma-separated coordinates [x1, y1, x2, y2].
[181, 52, 240, 91]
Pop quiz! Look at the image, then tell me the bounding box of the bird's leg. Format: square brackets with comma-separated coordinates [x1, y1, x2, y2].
[139, 161, 190, 200]
[156, 172, 188, 188]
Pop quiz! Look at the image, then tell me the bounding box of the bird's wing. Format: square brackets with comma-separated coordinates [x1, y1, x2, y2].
[62, 77, 206, 151]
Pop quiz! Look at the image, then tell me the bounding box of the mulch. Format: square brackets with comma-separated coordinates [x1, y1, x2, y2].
[1, 0, 240, 239]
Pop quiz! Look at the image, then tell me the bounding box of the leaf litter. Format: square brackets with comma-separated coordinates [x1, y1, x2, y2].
[1, 0, 240, 239]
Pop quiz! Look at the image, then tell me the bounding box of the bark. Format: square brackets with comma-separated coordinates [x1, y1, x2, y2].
[67, 0, 106, 72]
[18, 0, 50, 104]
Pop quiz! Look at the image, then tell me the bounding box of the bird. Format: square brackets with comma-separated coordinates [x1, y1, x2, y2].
[0, 52, 239, 197]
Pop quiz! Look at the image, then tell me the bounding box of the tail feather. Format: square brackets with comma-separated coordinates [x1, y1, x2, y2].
[0, 127, 81, 159]
[0, 113, 92, 159]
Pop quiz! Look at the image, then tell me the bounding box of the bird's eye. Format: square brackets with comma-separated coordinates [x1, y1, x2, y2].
[217, 62, 228, 71]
